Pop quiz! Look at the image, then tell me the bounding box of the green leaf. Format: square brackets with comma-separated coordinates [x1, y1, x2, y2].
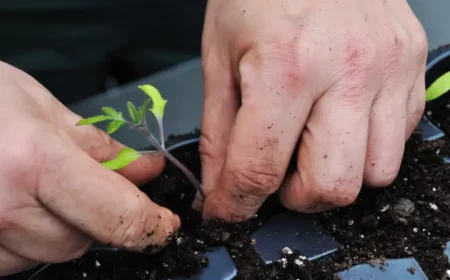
[101, 147, 141, 170]
[127, 101, 140, 124]
[426, 71, 450, 101]
[139, 99, 150, 121]
[102, 107, 123, 120]
[107, 120, 125, 134]
[138, 84, 167, 119]
[76, 115, 113, 126]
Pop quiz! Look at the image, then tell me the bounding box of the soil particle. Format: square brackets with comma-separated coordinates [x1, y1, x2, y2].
[394, 198, 415, 217]
[424, 93, 450, 136]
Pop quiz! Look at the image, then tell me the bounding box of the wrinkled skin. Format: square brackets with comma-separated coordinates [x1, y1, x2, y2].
[199, 0, 428, 221]
[0, 62, 180, 276]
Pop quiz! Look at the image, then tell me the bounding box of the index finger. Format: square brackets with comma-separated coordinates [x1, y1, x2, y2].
[64, 113, 166, 187]
[202, 50, 314, 222]
[36, 135, 180, 251]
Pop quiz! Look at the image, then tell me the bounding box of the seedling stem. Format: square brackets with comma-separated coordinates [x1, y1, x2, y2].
[76, 84, 205, 200]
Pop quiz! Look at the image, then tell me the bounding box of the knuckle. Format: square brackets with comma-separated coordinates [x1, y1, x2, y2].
[342, 36, 377, 78]
[393, 32, 407, 52]
[333, 36, 377, 103]
[383, 33, 406, 71]
[97, 127, 115, 147]
[87, 128, 117, 161]
[365, 158, 401, 187]
[239, 35, 314, 94]
[411, 27, 428, 64]
[109, 202, 147, 250]
[228, 158, 283, 196]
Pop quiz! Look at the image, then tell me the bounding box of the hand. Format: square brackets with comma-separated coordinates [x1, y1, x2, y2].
[0, 62, 180, 276]
[199, 0, 427, 221]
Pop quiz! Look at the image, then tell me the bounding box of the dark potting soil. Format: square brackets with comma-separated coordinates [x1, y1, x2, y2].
[26, 128, 450, 280]
[425, 92, 450, 135]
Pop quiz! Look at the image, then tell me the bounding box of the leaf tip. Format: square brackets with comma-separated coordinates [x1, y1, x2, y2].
[138, 84, 168, 118]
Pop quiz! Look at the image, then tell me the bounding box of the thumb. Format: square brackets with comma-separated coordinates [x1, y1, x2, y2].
[65, 115, 165, 186]
[37, 135, 180, 251]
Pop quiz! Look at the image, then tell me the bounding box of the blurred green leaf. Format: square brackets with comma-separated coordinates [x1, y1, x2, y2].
[107, 120, 125, 134]
[101, 147, 141, 170]
[76, 115, 113, 126]
[127, 101, 140, 124]
[139, 99, 150, 121]
[102, 107, 123, 120]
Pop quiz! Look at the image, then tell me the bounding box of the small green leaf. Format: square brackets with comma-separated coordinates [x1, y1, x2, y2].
[101, 147, 141, 170]
[107, 120, 125, 134]
[139, 99, 150, 121]
[426, 71, 450, 101]
[138, 84, 167, 119]
[102, 107, 123, 120]
[76, 115, 113, 126]
[127, 101, 140, 124]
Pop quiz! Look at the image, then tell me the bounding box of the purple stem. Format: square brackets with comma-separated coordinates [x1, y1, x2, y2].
[140, 120, 205, 200]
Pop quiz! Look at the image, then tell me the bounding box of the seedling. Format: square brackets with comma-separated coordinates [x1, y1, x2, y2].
[76, 84, 205, 200]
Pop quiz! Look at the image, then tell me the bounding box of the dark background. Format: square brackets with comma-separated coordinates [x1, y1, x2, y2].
[0, 0, 207, 105]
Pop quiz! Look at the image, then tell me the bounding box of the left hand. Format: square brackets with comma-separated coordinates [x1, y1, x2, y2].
[0, 61, 180, 276]
[198, 0, 428, 221]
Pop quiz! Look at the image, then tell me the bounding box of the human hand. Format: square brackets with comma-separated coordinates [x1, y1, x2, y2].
[0, 62, 180, 276]
[199, 0, 427, 221]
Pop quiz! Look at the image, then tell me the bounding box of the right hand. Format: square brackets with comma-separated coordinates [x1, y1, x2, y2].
[198, 0, 427, 221]
[0, 61, 180, 276]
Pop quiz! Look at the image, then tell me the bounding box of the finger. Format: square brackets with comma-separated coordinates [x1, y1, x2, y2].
[203, 51, 314, 222]
[386, 3, 427, 140]
[0, 246, 38, 276]
[65, 115, 165, 186]
[406, 70, 426, 140]
[0, 205, 91, 263]
[279, 70, 375, 212]
[37, 135, 180, 251]
[365, 20, 425, 186]
[196, 49, 240, 210]
[363, 85, 408, 187]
